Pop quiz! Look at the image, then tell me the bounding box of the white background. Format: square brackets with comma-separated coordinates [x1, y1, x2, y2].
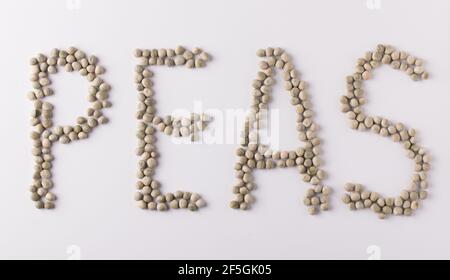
[0, 0, 449, 259]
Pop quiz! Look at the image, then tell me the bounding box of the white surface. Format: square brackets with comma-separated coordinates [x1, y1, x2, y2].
[0, 0, 449, 259]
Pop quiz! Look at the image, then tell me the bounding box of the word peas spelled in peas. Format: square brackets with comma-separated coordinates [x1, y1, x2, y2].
[26, 44, 431, 219]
